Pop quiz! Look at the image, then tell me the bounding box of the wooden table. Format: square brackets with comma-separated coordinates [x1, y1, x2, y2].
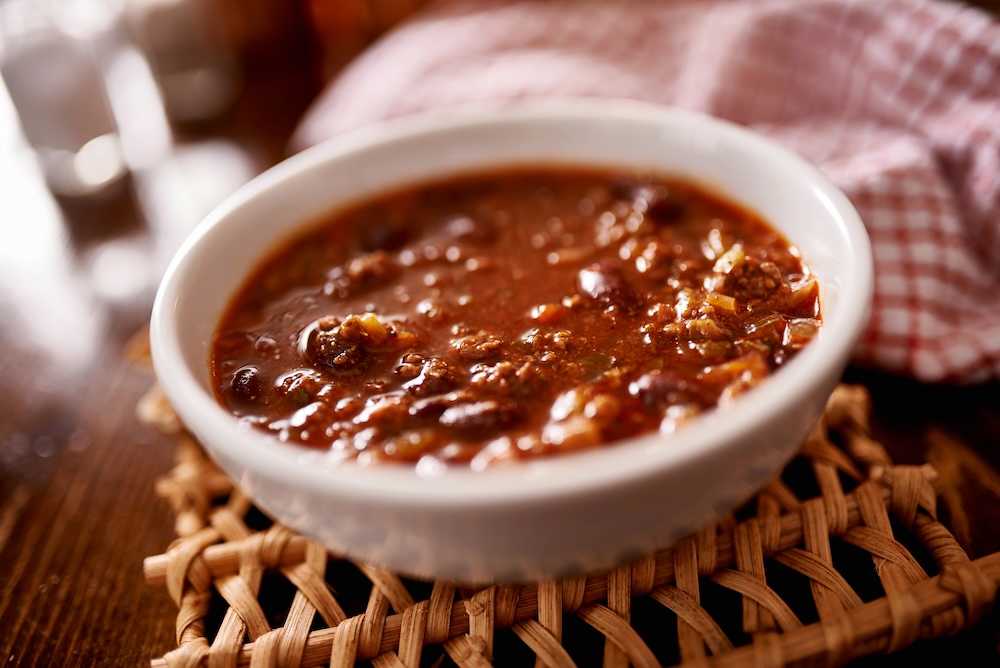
[1, 3, 998, 665]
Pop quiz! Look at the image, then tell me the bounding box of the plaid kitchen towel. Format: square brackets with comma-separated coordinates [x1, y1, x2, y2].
[292, 0, 1000, 384]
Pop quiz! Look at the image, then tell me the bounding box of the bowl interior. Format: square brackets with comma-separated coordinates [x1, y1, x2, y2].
[151, 99, 872, 505]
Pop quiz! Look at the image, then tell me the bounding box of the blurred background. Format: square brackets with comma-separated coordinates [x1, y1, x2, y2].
[0, 0, 428, 404]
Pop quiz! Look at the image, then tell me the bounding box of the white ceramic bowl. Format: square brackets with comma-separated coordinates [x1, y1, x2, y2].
[150, 98, 873, 584]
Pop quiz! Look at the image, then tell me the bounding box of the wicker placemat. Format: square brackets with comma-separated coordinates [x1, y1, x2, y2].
[137, 382, 1000, 667]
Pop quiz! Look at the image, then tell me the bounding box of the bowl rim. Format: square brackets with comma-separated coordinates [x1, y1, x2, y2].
[150, 97, 874, 509]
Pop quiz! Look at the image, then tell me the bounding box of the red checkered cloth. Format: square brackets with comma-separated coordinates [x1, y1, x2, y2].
[291, 0, 1000, 384]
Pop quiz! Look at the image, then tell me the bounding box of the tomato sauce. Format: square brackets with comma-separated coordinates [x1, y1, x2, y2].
[210, 167, 820, 468]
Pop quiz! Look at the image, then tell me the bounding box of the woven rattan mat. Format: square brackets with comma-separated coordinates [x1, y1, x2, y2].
[138, 381, 1000, 667]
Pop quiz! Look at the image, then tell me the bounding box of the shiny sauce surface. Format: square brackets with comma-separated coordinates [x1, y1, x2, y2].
[211, 168, 820, 468]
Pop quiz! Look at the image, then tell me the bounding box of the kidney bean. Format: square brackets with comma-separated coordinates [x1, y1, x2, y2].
[228, 365, 264, 405]
[439, 400, 522, 436]
[576, 260, 641, 314]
